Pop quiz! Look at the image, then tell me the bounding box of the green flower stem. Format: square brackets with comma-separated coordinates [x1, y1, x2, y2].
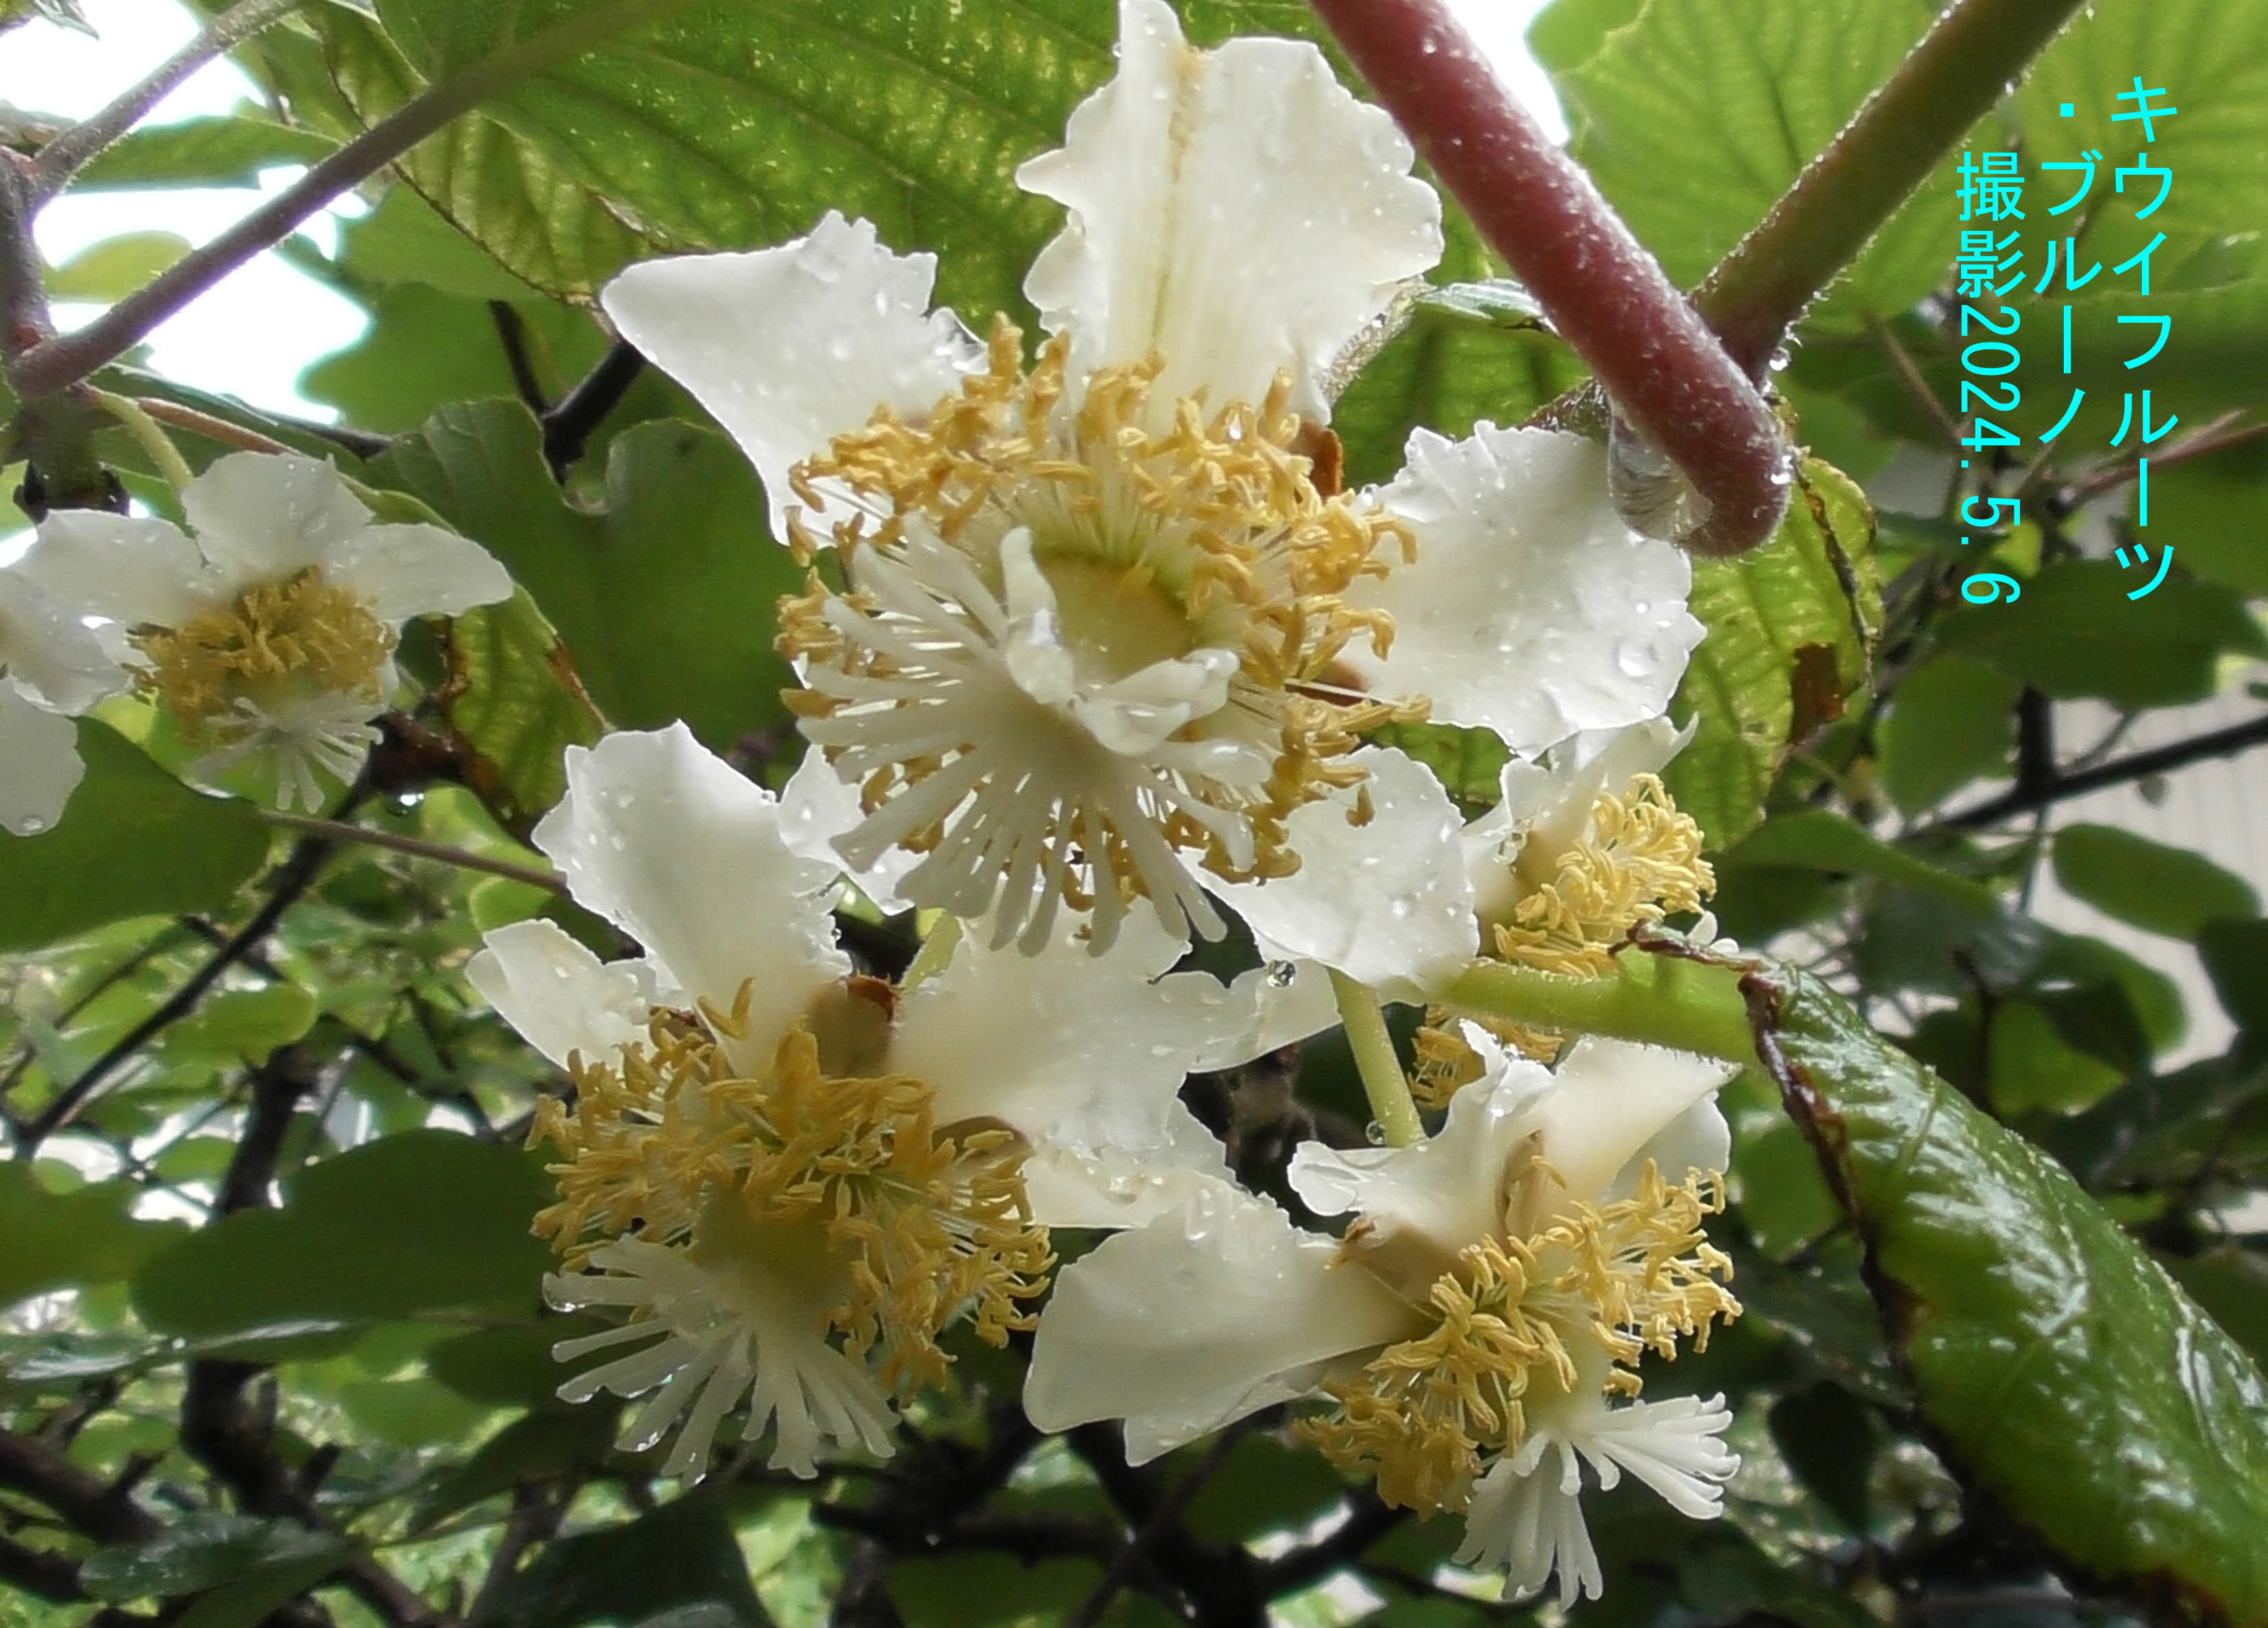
[1329, 968, 1425, 1148]
[91, 389, 195, 493]
[1695, 0, 2089, 373]
[8, 0, 704, 403]
[1440, 954, 1760, 1072]
[1309, 0, 1788, 557]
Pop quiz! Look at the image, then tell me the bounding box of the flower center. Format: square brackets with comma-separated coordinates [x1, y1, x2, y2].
[1488, 774, 1713, 975]
[1416, 776, 1714, 1100]
[534, 981, 1052, 1401]
[129, 567, 391, 741]
[1301, 1160, 1736, 1516]
[777, 322, 1420, 951]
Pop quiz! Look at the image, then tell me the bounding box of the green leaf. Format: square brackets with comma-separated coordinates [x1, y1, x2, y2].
[0, 721, 271, 954]
[1664, 458, 1878, 847]
[0, 1163, 188, 1313]
[1362, 721, 1509, 811]
[432, 588, 606, 836]
[332, 183, 547, 303]
[310, 0, 1117, 311]
[74, 116, 338, 190]
[2201, 919, 2268, 1034]
[1548, 0, 1958, 329]
[2144, 434, 2268, 598]
[1877, 655, 2018, 816]
[1766, 1383, 1877, 1535]
[416, 1403, 623, 1528]
[159, 985, 320, 1067]
[1726, 810, 1998, 914]
[1332, 286, 1586, 489]
[376, 401, 803, 752]
[1181, 1436, 1346, 1544]
[2054, 822, 2260, 940]
[80, 1514, 351, 1605]
[2165, 1248, 2268, 1370]
[131, 1130, 552, 1339]
[1745, 952, 2268, 1624]
[1936, 560, 2267, 709]
[301, 282, 604, 433]
[2009, 0, 2268, 415]
[468, 1491, 768, 1628]
[308, 0, 1380, 319]
[45, 232, 192, 302]
[1986, 997, 2125, 1115]
[889, 1553, 1102, 1628]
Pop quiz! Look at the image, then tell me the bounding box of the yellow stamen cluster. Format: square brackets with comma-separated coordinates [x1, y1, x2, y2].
[776, 321, 1422, 896]
[1413, 776, 1714, 1107]
[533, 984, 1051, 1398]
[1301, 1161, 1736, 1516]
[1490, 774, 1712, 976]
[130, 567, 390, 739]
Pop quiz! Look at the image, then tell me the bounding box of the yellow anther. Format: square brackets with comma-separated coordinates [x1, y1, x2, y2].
[131, 567, 390, 741]
[532, 982, 1052, 1398]
[1301, 1162, 1736, 1517]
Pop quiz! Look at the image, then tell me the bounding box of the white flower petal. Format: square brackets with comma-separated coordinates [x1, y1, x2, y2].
[14, 510, 210, 629]
[181, 452, 372, 587]
[1208, 746, 1477, 1002]
[465, 918, 658, 1069]
[600, 212, 983, 539]
[0, 571, 130, 714]
[325, 523, 512, 623]
[1018, 0, 1441, 421]
[780, 747, 919, 915]
[1023, 1180, 1414, 1459]
[1288, 1030, 1551, 1251]
[1457, 1445, 1605, 1606]
[0, 682, 86, 836]
[532, 725, 849, 1059]
[1187, 959, 1339, 1073]
[548, 1237, 896, 1481]
[1348, 426, 1703, 753]
[1535, 1037, 1734, 1207]
[889, 911, 1240, 1183]
[1020, 1102, 1233, 1230]
[1570, 1392, 1738, 1520]
[1465, 717, 1691, 909]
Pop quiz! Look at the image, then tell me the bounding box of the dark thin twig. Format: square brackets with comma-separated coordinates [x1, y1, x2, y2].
[491, 301, 550, 415]
[1257, 1489, 1408, 1593]
[1942, 711, 2268, 830]
[541, 338, 645, 477]
[18, 832, 336, 1150]
[1070, 1429, 1242, 1628]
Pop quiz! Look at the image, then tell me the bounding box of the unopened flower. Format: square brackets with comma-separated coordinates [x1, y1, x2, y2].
[601, 0, 1700, 954]
[467, 724, 1317, 1479]
[1025, 1031, 1740, 1604]
[15, 453, 509, 809]
[0, 568, 132, 835]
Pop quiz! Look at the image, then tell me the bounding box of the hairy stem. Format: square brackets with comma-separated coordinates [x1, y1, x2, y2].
[1309, 0, 1789, 556]
[1440, 953, 1760, 1070]
[9, 0, 701, 402]
[28, 0, 306, 198]
[1695, 0, 2089, 372]
[1329, 969, 1424, 1148]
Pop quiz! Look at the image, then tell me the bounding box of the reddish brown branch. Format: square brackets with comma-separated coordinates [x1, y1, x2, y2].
[1309, 0, 1789, 556]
